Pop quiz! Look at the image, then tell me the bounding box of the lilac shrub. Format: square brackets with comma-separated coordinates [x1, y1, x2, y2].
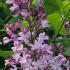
[4, 0, 70, 70]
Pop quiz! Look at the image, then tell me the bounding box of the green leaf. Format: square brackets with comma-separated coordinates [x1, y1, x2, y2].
[0, 51, 12, 58]
[56, 0, 63, 9]
[44, 0, 60, 14]
[44, 0, 70, 20]
[62, 1, 70, 20]
[57, 0, 70, 20]
[47, 12, 66, 34]
[64, 43, 70, 56]
[32, 0, 36, 5]
[0, 2, 10, 23]
[7, 14, 20, 23]
[56, 38, 70, 44]
[0, 2, 7, 10]
[0, 0, 5, 2]
[0, 56, 5, 69]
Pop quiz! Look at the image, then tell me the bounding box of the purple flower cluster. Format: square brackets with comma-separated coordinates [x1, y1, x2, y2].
[4, 0, 70, 70]
[6, 0, 29, 18]
[4, 26, 67, 70]
[4, 22, 68, 70]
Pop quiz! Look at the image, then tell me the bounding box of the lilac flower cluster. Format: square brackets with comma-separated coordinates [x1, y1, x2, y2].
[4, 25, 67, 70]
[4, 0, 70, 70]
[6, 0, 29, 19]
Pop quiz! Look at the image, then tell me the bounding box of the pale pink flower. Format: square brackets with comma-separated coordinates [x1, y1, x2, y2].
[11, 34, 17, 40]
[7, 24, 15, 31]
[6, 0, 14, 4]
[11, 44, 23, 52]
[12, 53, 20, 62]
[6, 0, 28, 4]
[3, 37, 11, 44]
[6, 29, 13, 36]
[20, 9, 29, 18]
[10, 4, 19, 12]
[22, 0, 28, 3]
[15, 20, 22, 29]
[13, 41, 21, 47]
[5, 59, 14, 66]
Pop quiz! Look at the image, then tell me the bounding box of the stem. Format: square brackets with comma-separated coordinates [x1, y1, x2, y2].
[28, 19, 33, 41]
[52, 9, 70, 43]
[29, 23, 33, 41]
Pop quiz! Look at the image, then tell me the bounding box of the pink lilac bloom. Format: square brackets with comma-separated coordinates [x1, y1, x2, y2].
[20, 9, 29, 19]
[6, 0, 28, 4]
[7, 24, 15, 31]
[14, 0, 28, 4]
[6, 0, 14, 4]
[6, 24, 14, 36]
[12, 53, 21, 63]
[15, 20, 22, 29]
[3, 37, 11, 44]
[6, 29, 14, 36]
[5, 58, 14, 66]
[10, 4, 19, 12]
[16, 9, 29, 19]
[11, 44, 23, 52]
[11, 34, 17, 40]
[13, 41, 21, 47]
